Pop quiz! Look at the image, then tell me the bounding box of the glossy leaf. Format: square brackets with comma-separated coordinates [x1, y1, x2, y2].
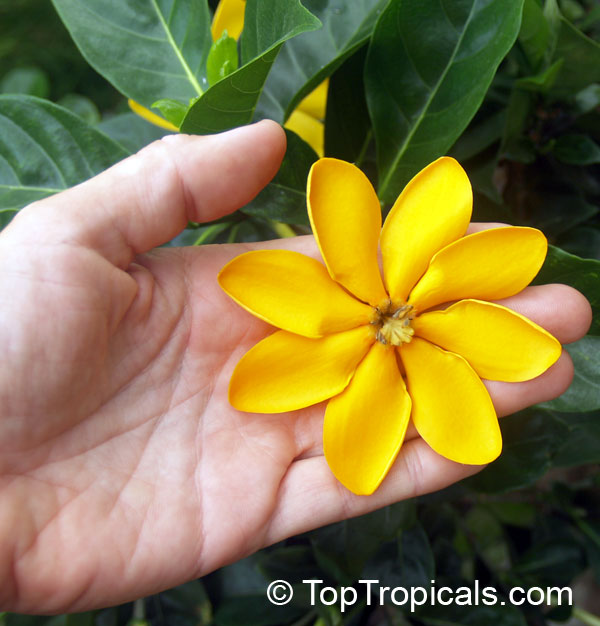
[365, 0, 523, 203]
[548, 12, 600, 98]
[180, 0, 321, 135]
[98, 112, 174, 153]
[466, 409, 569, 494]
[256, 0, 387, 123]
[152, 98, 188, 127]
[240, 129, 317, 225]
[533, 245, 600, 335]
[540, 336, 600, 413]
[0, 66, 50, 98]
[552, 134, 600, 165]
[52, 0, 212, 107]
[206, 33, 238, 86]
[0, 95, 129, 213]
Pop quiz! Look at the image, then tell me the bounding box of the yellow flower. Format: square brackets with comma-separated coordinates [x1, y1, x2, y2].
[218, 157, 562, 496]
[130, 0, 327, 155]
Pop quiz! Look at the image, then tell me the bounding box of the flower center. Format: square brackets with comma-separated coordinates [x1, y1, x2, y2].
[371, 301, 415, 346]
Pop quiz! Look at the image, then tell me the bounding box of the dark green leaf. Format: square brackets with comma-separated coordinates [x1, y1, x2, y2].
[241, 129, 317, 225]
[466, 409, 569, 493]
[152, 98, 188, 127]
[52, 0, 212, 107]
[256, 0, 388, 123]
[548, 12, 600, 98]
[552, 133, 600, 165]
[518, 0, 551, 71]
[533, 245, 600, 335]
[311, 501, 415, 582]
[180, 0, 321, 135]
[240, 0, 321, 65]
[558, 226, 600, 260]
[56, 94, 101, 124]
[485, 501, 536, 528]
[206, 33, 238, 86]
[552, 411, 600, 466]
[418, 602, 528, 626]
[0, 95, 129, 212]
[0, 66, 50, 98]
[513, 540, 585, 585]
[324, 46, 371, 163]
[515, 59, 563, 92]
[465, 506, 510, 572]
[366, 0, 524, 203]
[450, 110, 506, 162]
[540, 337, 600, 412]
[0, 209, 18, 229]
[398, 523, 435, 588]
[213, 593, 307, 626]
[99, 111, 173, 153]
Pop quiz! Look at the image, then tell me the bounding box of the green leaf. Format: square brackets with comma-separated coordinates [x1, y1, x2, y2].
[417, 602, 528, 626]
[548, 12, 600, 98]
[466, 409, 569, 493]
[310, 501, 415, 582]
[0, 95, 129, 213]
[540, 337, 600, 412]
[552, 411, 600, 467]
[533, 245, 600, 335]
[324, 47, 372, 163]
[518, 0, 551, 71]
[98, 111, 173, 153]
[180, 0, 321, 135]
[240, 0, 321, 65]
[56, 93, 101, 124]
[256, 0, 388, 123]
[366, 0, 524, 203]
[206, 33, 239, 86]
[241, 129, 317, 225]
[0, 66, 50, 98]
[552, 133, 600, 165]
[515, 58, 563, 92]
[52, 0, 212, 107]
[152, 98, 188, 127]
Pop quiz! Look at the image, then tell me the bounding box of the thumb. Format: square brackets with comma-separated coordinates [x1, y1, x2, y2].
[8, 120, 286, 268]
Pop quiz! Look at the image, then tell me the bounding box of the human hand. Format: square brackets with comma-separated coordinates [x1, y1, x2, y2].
[0, 121, 591, 613]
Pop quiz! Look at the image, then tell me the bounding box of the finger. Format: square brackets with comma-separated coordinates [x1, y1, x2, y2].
[491, 283, 592, 344]
[484, 350, 573, 416]
[10, 121, 286, 269]
[265, 438, 482, 545]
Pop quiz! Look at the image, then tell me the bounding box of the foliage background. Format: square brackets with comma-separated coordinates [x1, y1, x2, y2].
[0, 0, 599, 624]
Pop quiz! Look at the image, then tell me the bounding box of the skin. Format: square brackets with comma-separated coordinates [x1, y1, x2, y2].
[0, 121, 591, 613]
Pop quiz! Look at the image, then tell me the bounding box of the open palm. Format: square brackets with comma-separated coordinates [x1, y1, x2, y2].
[0, 122, 590, 614]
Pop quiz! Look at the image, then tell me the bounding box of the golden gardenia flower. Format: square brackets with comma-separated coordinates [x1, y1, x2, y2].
[130, 0, 327, 155]
[218, 157, 561, 495]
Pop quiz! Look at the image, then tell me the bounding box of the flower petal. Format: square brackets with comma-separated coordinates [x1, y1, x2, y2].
[211, 0, 246, 41]
[285, 109, 324, 157]
[229, 326, 374, 413]
[324, 342, 411, 495]
[413, 300, 562, 382]
[307, 159, 388, 305]
[408, 226, 547, 312]
[296, 79, 329, 120]
[401, 337, 501, 464]
[381, 157, 472, 302]
[218, 250, 373, 337]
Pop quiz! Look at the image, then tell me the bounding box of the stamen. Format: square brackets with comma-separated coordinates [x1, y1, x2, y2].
[372, 302, 415, 346]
